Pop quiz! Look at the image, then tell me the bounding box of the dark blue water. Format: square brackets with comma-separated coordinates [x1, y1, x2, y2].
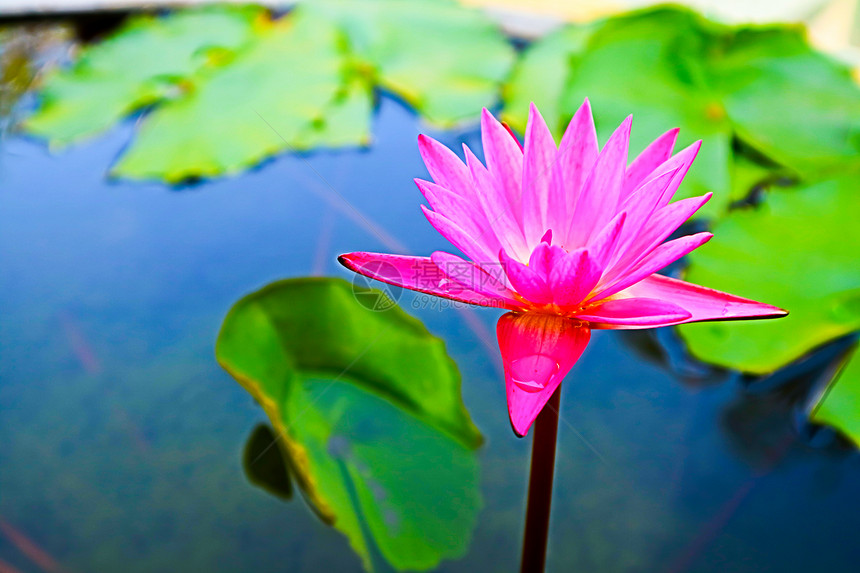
[2, 97, 860, 573]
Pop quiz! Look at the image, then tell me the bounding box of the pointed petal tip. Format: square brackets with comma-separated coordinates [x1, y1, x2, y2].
[573, 97, 594, 123]
[337, 252, 357, 269]
[527, 102, 547, 125]
[750, 302, 789, 319]
[416, 133, 434, 150]
[540, 229, 553, 245]
[511, 420, 528, 438]
[510, 410, 535, 437]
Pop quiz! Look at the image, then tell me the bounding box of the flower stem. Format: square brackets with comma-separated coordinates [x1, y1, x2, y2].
[520, 386, 561, 573]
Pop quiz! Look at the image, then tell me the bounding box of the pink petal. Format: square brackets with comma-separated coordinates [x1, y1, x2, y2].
[522, 103, 558, 246]
[497, 312, 591, 436]
[547, 248, 602, 308]
[587, 211, 627, 270]
[417, 134, 473, 195]
[548, 98, 598, 240]
[464, 146, 530, 261]
[481, 108, 524, 216]
[606, 192, 712, 280]
[611, 273, 788, 327]
[649, 141, 702, 208]
[564, 115, 632, 249]
[502, 121, 524, 150]
[338, 252, 520, 309]
[577, 297, 691, 327]
[615, 168, 680, 252]
[421, 205, 497, 264]
[527, 241, 555, 279]
[416, 178, 501, 257]
[430, 250, 518, 301]
[623, 128, 679, 198]
[500, 248, 553, 304]
[540, 229, 553, 245]
[592, 232, 713, 301]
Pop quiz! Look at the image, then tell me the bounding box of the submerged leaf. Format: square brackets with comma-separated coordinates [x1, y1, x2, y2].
[216, 278, 482, 571]
[503, 6, 860, 216]
[678, 176, 860, 374]
[24, 5, 264, 145]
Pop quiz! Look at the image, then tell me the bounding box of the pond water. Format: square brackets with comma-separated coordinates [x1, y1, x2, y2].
[2, 96, 860, 572]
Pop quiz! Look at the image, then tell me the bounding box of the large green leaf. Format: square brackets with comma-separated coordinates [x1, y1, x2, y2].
[24, 5, 264, 145]
[111, 8, 371, 183]
[25, 0, 512, 181]
[216, 278, 482, 571]
[710, 26, 860, 178]
[810, 345, 860, 447]
[307, 0, 515, 127]
[677, 176, 860, 374]
[502, 6, 860, 216]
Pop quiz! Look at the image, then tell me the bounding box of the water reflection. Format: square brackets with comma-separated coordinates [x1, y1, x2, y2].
[723, 337, 858, 466]
[243, 424, 293, 502]
[621, 327, 859, 467]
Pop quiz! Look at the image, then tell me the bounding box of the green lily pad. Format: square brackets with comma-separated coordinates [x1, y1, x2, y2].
[111, 8, 372, 183]
[25, 0, 512, 182]
[216, 278, 482, 571]
[502, 6, 860, 217]
[24, 5, 264, 145]
[307, 0, 515, 127]
[677, 176, 860, 374]
[810, 345, 860, 447]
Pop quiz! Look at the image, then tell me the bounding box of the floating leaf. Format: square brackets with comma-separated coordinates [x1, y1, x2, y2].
[307, 0, 515, 127]
[25, 0, 512, 182]
[810, 345, 860, 447]
[710, 26, 860, 177]
[216, 278, 481, 571]
[111, 8, 372, 182]
[24, 5, 264, 145]
[678, 176, 860, 374]
[502, 6, 860, 216]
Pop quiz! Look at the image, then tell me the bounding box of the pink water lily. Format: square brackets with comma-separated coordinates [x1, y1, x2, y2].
[339, 101, 786, 436]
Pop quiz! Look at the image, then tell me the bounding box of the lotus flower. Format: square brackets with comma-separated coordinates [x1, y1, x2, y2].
[339, 101, 786, 436]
